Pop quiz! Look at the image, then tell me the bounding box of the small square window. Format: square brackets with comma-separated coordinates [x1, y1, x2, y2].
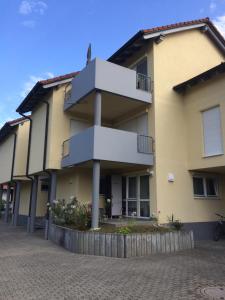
[193, 177, 204, 196]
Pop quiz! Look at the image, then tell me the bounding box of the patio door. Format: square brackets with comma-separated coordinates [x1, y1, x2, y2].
[126, 175, 150, 218]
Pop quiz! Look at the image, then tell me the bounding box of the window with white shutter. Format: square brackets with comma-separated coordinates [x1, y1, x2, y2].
[202, 106, 223, 157]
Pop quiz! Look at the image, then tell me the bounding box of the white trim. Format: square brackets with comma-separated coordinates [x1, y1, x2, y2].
[43, 78, 73, 89]
[143, 23, 206, 40]
[192, 174, 219, 198]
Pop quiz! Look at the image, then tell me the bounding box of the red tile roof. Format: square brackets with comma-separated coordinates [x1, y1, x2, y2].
[39, 71, 79, 86]
[7, 116, 27, 126]
[142, 18, 211, 34]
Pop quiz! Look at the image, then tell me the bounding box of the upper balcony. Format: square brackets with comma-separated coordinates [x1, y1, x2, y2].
[64, 58, 152, 118]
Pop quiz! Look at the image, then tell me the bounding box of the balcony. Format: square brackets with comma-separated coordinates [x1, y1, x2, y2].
[64, 58, 152, 115]
[62, 126, 154, 168]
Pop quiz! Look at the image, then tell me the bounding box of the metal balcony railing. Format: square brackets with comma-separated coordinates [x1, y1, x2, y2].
[62, 138, 70, 157]
[136, 73, 151, 92]
[137, 135, 153, 154]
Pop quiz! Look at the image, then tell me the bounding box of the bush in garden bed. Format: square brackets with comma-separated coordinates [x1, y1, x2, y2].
[49, 198, 91, 230]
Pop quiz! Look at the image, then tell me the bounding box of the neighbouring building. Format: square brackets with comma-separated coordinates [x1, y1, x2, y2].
[1, 17, 225, 239]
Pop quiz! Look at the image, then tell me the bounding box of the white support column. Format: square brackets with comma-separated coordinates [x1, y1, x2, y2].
[91, 91, 102, 229]
[4, 185, 11, 223]
[94, 90, 102, 126]
[13, 181, 21, 226]
[91, 160, 100, 229]
[29, 176, 38, 233]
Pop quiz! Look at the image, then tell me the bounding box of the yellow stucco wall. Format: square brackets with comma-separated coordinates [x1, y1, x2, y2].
[19, 181, 31, 215]
[14, 120, 29, 177]
[184, 75, 225, 170]
[56, 168, 92, 204]
[36, 180, 48, 217]
[46, 86, 71, 170]
[0, 134, 14, 184]
[152, 29, 225, 223]
[29, 101, 48, 174]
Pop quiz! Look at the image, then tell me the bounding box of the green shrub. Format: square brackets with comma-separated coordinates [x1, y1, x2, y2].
[116, 226, 132, 234]
[50, 198, 91, 230]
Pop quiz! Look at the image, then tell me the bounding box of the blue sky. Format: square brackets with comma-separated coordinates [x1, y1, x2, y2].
[1, 0, 225, 126]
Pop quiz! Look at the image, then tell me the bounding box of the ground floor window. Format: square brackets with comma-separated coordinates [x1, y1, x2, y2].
[123, 174, 150, 218]
[193, 174, 219, 198]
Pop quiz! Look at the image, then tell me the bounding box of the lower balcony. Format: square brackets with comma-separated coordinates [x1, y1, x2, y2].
[61, 126, 154, 168]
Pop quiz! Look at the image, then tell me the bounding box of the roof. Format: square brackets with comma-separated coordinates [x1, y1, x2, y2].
[173, 62, 225, 93]
[0, 117, 27, 143]
[108, 18, 225, 64]
[16, 71, 79, 113]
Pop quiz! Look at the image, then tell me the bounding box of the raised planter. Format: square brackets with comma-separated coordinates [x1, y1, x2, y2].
[49, 224, 194, 258]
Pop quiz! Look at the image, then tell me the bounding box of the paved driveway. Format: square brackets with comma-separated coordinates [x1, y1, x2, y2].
[0, 223, 225, 300]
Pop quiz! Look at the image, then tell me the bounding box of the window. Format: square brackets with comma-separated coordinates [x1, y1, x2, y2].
[193, 175, 219, 198]
[193, 177, 204, 196]
[128, 177, 137, 199]
[202, 106, 223, 157]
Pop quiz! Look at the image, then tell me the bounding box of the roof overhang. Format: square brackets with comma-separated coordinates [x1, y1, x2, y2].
[108, 19, 225, 65]
[173, 62, 225, 93]
[0, 117, 28, 143]
[16, 79, 74, 113]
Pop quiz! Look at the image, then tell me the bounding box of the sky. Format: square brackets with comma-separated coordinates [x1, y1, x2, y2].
[1, 0, 225, 126]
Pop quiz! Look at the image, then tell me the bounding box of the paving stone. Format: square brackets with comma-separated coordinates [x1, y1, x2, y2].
[0, 222, 224, 299]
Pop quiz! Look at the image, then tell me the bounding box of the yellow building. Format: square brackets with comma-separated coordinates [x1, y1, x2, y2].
[1, 17, 225, 239]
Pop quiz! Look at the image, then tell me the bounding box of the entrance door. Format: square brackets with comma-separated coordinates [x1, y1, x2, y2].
[111, 175, 122, 216]
[126, 175, 150, 218]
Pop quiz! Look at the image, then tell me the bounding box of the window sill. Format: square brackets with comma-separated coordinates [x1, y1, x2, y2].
[194, 196, 220, 200]
[203, 153, 224, 158]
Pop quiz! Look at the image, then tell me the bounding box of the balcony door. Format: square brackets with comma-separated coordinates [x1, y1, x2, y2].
[124, 175, 150, 218]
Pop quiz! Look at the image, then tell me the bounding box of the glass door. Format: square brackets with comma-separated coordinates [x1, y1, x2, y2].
[127, 176, 138, 217]
[125, 175, 150, 218]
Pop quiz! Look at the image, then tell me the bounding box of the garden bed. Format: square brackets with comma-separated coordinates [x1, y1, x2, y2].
[49, 224, 194, 258]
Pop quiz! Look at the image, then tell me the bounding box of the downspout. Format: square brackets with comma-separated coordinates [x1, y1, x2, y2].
[11, 133, 17, 182]
[10, 132, 17, 221]
[41, 99, 52, 233]
[18, 113, 34, 219]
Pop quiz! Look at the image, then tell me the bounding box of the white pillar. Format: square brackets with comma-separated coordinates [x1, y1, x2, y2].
[91, 160, 100, 229]
[91, 91, 102, 229]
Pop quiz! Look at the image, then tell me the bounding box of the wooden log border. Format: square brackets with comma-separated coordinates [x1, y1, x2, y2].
[49, 224, 194, 258]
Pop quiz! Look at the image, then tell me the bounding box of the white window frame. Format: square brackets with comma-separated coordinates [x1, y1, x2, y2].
[193, 174, 219, 199]
[125, 174, 150, 218]
[201, 106, 224, 157]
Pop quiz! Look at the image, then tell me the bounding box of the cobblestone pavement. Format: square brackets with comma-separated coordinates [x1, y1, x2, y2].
[0, 223, 225, 300]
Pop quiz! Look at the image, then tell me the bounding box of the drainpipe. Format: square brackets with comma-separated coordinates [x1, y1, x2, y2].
[41, 99, 52, 239]
[10, 133, 17, 224]
[18, 112, 34, 231]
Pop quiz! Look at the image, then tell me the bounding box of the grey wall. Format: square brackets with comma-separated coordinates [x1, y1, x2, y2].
[64, 58, 151, 110]
[183, 222, 217, 240]
[62, 125, 153, 168]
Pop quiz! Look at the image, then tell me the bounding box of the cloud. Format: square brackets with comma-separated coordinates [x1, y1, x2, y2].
[21, 20, 36, 28]
[213, 15, 225, 36]
[19, 0, 48, 16]
[210, 1, 217, 11]
[20, 72, 54, 98]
